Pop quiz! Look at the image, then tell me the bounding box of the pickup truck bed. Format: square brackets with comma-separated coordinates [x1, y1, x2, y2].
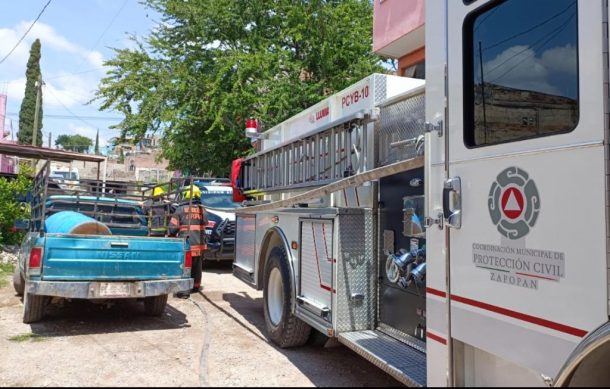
[41, 235, 186, 280]
[24, 234, 192, 301]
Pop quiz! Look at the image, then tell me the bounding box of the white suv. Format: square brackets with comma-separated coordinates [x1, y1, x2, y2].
[196, 185, 242, 262]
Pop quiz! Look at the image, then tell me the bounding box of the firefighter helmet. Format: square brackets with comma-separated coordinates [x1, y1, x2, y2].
[182, 185, 201, 200]
[152, 186, 165, 197]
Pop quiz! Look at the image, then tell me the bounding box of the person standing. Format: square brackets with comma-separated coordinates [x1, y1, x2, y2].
[168, 185, 208, 295]
[143, 186, 170, 237]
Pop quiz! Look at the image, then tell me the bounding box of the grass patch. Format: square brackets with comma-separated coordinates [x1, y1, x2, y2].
[0, 263, 15, 288]
[8, 333, 46, 343]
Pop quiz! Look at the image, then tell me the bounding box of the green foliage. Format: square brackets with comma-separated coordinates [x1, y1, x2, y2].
[0, 263, 15, 288]
[94, 0, 387, 176]
[8, 333, 47, 342]
[55, 134, 93, 152]
[94, 129, 100, 154]
[0, 166, 32, 245]
[117, 148, 125, 164]
[18, 39, 43, 146]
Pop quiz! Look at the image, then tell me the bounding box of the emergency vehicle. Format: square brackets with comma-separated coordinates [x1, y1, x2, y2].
[231, 0, 610, 386]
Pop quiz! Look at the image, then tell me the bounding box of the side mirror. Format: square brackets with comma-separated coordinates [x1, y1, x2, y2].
[14, 219, 30, 232]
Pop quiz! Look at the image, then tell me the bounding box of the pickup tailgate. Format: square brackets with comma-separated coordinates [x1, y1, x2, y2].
[41, 235, 187, 281]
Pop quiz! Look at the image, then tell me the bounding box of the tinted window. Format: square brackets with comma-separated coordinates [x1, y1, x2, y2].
[464, 0, 578, 147]
[199, 191, 242, 209]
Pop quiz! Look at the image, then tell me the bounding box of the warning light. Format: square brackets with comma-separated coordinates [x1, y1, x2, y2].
[245, 118, 259, 139]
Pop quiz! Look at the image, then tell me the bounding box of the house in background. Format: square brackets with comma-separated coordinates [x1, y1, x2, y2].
[373, 0, 425, 78]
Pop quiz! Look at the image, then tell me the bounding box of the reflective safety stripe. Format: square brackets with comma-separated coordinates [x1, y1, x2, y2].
[180, 225, 206, 231]
[191, 244, 207, 256]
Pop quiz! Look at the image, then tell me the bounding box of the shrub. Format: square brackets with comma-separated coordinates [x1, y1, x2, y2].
[0, 166, 33, 245]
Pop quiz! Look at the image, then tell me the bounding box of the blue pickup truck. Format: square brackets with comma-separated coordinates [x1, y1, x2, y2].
[13, 188, 193, 323]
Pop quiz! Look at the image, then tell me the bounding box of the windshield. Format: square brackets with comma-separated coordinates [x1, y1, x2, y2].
[199, 191, 242, 209]
[52, 172, 78, 180]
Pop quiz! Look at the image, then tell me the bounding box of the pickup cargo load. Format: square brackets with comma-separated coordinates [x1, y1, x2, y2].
[13, 161, 193, 323]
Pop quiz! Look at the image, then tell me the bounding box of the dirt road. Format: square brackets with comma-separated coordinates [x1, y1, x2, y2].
[0, 263, 400, 387]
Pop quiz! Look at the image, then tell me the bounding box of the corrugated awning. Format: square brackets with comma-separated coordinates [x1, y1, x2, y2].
[0, 143, 106, 163]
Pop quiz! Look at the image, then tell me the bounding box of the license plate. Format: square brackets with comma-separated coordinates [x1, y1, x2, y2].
[99, 282, 131, 297]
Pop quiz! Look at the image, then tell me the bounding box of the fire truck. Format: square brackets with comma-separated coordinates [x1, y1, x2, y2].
[230, 0, 610, 386]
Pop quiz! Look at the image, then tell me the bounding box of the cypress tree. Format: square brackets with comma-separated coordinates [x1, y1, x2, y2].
[18, 39, 43, 146]
[94, 129, 100, 154]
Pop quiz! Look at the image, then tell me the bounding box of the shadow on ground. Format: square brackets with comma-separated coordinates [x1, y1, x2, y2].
[201, 259, 233, 274]
[29, 298, 190, 337]
[199, 262, 402, 387]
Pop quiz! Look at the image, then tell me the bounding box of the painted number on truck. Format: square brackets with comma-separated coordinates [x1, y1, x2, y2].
[341, 86, 370, 108]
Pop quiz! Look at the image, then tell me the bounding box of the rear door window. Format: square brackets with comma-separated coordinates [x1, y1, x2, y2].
[464, 0, 579, 147]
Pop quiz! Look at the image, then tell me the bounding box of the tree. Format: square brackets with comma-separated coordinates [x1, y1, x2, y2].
[94, 129, 100, 154]
[55, 134, 93, 153]
[117, 148, 125, 164]
[18, 39, 43, 146]
[0, 165, 32, 245]
[94, 0, 387, 176]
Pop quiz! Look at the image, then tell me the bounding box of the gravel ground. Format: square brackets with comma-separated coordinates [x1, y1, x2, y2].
[0, 248, 18, 266]
[0, 262, 401, 387]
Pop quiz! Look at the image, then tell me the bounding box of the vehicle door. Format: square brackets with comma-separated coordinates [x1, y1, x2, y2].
[446, 0, 607, 381]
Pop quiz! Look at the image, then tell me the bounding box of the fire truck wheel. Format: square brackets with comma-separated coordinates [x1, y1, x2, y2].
[263, 246, 311, 348]
[22, 292, 48, 324]
[144, 294, 168, 316]
[13, 267, 25, 296]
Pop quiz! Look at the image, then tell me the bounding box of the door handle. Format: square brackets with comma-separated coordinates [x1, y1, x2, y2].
[110, 242, 129, 248]
[442, 177, 462, 229]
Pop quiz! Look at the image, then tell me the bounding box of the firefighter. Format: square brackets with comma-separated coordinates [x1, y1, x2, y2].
[143, 186, 170, 237]
[168, 185, 208, 295]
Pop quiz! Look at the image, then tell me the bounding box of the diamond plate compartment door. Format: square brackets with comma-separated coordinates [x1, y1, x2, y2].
[298, 219, 334, 322]
[334, 209, 376, 333]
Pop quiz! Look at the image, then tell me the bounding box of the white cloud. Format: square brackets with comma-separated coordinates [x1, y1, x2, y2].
[5, 75, 94, 110]
[0, 21, 106, 76]
[0, 26, 31, 67]
[540, 44, 577, 75]
[483, 44, 576, 96]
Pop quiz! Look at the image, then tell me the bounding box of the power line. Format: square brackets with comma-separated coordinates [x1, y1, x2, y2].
[0, 0, 53, 65]
[482, 2, 576, 52]
[71, 0, 129, 73]
[44, 67, 107, 81]
[483, 11, 576, 80]
[6, 112, 123, 121]
[45, 85, 101, 128]
[488, 13, 576, 85]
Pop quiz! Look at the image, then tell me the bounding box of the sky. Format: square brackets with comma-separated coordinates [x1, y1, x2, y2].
[0, 0, 161, 148]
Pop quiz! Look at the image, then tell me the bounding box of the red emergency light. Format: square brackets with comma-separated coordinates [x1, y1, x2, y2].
[245, 118, 259, 139]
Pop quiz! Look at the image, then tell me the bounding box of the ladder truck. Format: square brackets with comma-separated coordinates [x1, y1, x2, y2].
[231, 0, 610, 386]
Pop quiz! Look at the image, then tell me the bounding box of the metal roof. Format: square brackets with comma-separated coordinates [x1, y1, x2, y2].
[0, 143, 106, 163]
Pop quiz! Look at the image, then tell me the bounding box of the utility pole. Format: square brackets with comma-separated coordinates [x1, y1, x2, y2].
[479, 41, 488, 144]
[32, 75, 43, 147]
[48, 131, 51, 148]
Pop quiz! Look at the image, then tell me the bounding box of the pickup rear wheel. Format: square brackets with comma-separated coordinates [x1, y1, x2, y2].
[12, 268, 24, 296]
[263, 246, 311, 348]
[22, 292, 48, 323]
[144, 294, 168, 316]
